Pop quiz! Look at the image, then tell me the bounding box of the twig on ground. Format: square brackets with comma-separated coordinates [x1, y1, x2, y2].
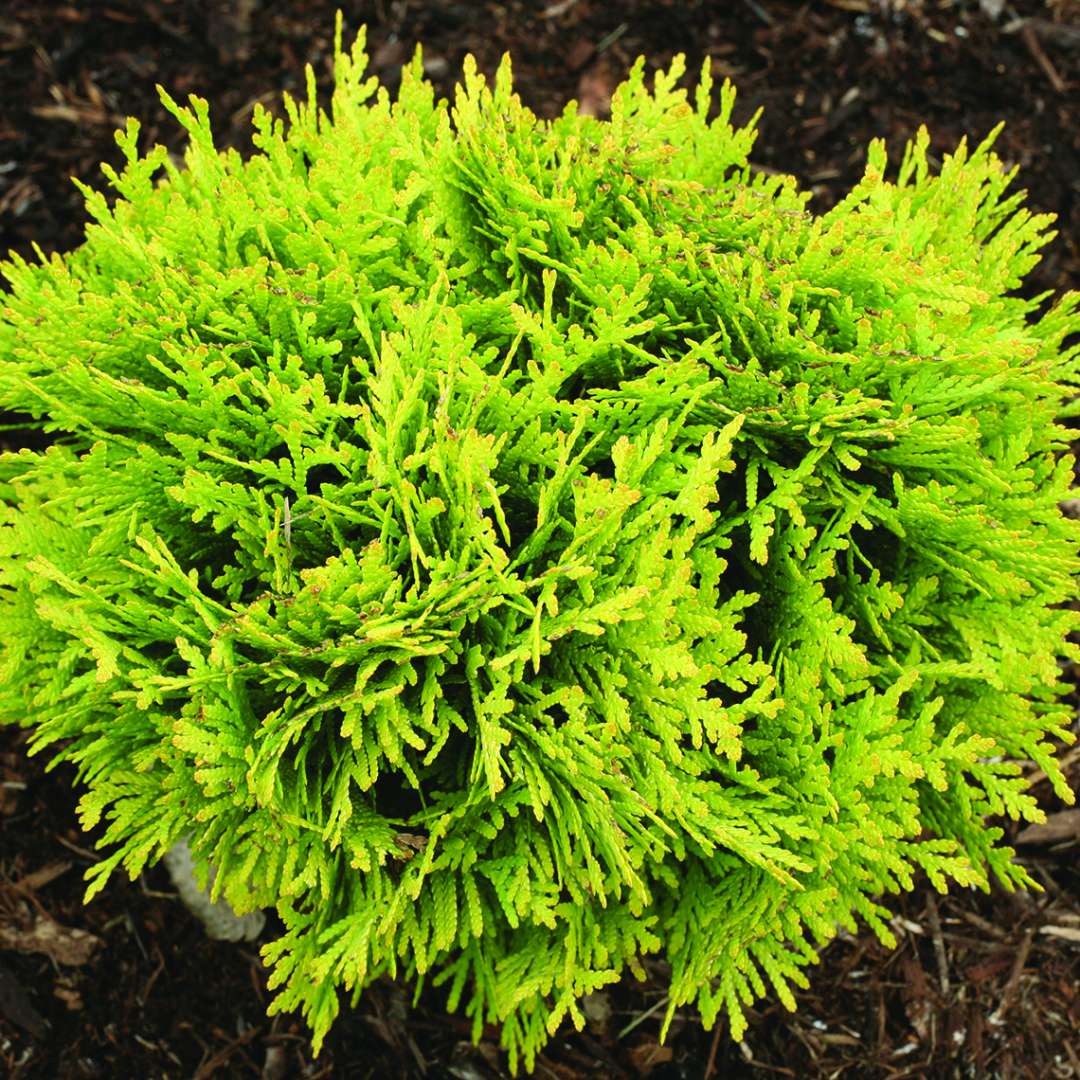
[925, 893, 950, 996]
[1020, 23, 1067, 92]
[192, 1024, 262, 1080]
[990, 928, 1034, 1025]
[704, 1022, 723, 1078]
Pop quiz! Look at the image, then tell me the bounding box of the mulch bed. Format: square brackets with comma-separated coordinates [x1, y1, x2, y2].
[1, 1, 1079, 1077]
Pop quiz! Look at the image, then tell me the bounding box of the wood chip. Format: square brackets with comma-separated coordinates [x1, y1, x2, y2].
[1015, 809, 1080, 846]
[542, 0, 581, 17]
[1039, 925, 1080, 943]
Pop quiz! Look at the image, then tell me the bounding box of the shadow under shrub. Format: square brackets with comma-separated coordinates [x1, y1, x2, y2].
[1, 17, 1079, 1072]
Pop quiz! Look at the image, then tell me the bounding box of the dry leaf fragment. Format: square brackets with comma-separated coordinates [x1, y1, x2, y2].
[0, 914, 101, 966]
[628, 1038, 675, 1075]
[392, 833, 428, 860]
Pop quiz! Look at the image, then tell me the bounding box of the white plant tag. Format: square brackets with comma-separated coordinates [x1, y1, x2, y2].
[162, 836, 266, 943]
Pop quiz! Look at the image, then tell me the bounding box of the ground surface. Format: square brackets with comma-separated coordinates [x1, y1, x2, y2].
[1, 1, 1080, 1077]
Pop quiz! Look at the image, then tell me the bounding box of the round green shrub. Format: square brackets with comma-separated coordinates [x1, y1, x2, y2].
[2, 21, 1079, 1071]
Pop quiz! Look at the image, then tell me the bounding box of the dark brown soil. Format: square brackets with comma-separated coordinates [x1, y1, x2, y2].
[2, 2, 1080, 1078]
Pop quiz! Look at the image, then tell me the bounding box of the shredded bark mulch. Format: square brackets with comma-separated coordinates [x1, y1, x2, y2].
[2, 2, 1079, 1077]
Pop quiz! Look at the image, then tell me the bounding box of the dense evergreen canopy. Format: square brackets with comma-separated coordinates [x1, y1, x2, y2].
[1, 20, 1078, 1070]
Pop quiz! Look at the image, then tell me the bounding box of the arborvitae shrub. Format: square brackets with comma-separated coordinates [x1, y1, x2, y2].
[2, 20, 1079, 1071]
